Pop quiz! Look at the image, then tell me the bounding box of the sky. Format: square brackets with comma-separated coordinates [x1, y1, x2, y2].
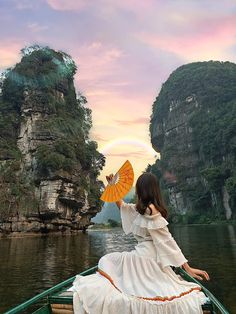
[0, 0, 236, 183]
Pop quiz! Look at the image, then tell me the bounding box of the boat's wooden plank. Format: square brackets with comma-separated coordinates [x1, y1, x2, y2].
[51, 308, 73, 314]
[51, 304, 73, 310]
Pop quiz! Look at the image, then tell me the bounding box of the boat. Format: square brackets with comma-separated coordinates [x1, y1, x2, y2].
[5, 265, 229, 314]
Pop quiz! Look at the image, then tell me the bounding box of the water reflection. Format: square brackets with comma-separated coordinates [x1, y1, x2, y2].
[227, 225, 236, 260]
[0, 225, 235, 313]
[171, 224, 236, 313]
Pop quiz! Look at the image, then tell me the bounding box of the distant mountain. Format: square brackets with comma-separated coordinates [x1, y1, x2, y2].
[92, 187, 135, 223]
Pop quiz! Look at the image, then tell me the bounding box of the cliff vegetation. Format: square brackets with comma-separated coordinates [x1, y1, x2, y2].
[0, 45, 105, 235]
[149, 61, 236, 223]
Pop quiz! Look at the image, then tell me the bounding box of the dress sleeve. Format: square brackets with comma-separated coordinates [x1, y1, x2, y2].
[148, 219, 188, 268]
[120, 201, 138, 234]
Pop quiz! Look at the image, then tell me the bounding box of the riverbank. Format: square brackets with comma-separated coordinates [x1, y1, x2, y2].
[1, 219, 235, 238]
[0, 230, 85, 239]
[170, 220, 236, 227]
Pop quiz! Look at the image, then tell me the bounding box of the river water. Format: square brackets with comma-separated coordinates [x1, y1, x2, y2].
[0, 224, 236, 313]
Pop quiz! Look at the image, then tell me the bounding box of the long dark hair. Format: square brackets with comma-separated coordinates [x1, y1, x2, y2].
[135, 172, 168, 218]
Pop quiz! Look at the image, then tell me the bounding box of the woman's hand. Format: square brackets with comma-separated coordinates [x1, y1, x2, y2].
[106, 174, 114, 184]
[105, 173, 123, 209]
[182, 263, 210, 281]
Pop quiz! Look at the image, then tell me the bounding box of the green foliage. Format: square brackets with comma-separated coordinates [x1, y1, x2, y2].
[36, 141, 78, 175]
[0, 162, 39, 220]
[189, 100, 236, 163]
[107, 219, 120, 227]
[1, 45, 77, 115]
[152, 61, 236, 114]
[146, 159, 162, 179]
[19, 45, 77, 87]
[92, 221, 122, 229]
[225, 176, 236, 213]
[88, 183, 103, 208]
[168, 210, 226, 224]
[54, 140, 76, 159]
[0, 97, 21, 161]
[226, 176, 236, 195]
[36, 145, 65, 174]
[201, 166, 230, 191]
[149, 61, 236, 221]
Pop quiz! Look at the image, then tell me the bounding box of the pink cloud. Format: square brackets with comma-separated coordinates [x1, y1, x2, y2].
[73, 41, 125, 86]
[137, 14, 236, 61]
[0, 40, 22, 69]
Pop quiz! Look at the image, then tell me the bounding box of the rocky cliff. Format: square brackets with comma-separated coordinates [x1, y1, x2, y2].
[149, 61, 236, 223]
[0, 45, 105, 235]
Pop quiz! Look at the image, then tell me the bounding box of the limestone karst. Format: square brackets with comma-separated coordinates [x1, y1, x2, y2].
[0, 45, 105, 235]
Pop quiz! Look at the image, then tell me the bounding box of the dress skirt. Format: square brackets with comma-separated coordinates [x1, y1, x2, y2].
[73, 241, 206, 314]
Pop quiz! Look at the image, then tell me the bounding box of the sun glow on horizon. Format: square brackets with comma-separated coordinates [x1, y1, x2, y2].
[98, 137, 159, 183]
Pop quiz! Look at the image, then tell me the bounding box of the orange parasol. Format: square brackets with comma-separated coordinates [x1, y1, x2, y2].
[100, 160, 134, 202]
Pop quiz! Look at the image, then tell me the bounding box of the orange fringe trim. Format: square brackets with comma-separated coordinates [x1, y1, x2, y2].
[97, 268, 201, 302]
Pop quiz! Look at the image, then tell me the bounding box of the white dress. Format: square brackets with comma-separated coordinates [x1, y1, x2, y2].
[73, 201, 207, 314]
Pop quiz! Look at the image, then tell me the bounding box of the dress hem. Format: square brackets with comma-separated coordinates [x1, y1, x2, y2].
[73, 273, 207, 314]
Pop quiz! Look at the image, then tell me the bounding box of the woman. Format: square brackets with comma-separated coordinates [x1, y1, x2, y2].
[73, 172, 210, 314]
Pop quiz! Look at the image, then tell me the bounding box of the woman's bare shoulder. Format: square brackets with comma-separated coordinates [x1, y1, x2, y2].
[149, 203, 160, 216]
